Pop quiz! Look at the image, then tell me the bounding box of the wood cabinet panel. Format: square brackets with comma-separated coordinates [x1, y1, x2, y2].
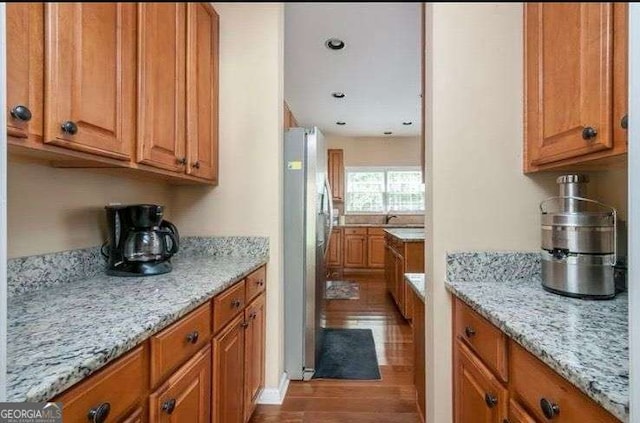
[343, 233, 367, 268]
[213, 280, 246, 333]
[454, 340, 507, 423]
[328, 149, 344, 201]
[150, 302, 212, 387]
[454, 298, 508, 382]
[7, 3, 43, 142]
[244, 293, 266, 422]
[55, 344, 149, 423]
[524, 2, 628, 171]
[186, 2, 219, 182]
[412, 289, 426, 422]
[137, 3, 187, 172]
[510, 341, 619, 423]
[45, 3, 135, 160]
[149, 344, 211, 423]
[212, 314, 246, 423]
[508, 400, 536, 423]
[245, 266, 267, 304]
[327, 229, 343, 267]
[367, 235, 385, 268]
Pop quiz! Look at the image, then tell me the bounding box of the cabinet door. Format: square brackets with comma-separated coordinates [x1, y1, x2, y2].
[454, 340, 507, 423]
[367, 235, 385, 268]
[150, 345, 211, 423]
[327, 229, 342, 267]
[186, 3, 219, 182]
[394, 251, 406, 317]
[525, 3, 614, 167]
[384, 243, 394, 296]
[412, 289, 426, 421]
[213, 314, 246, 423]
[328, 149, 344, 201]
[244, 293, 266, 422]
[45, 3, 135, 160]
[7, 3, 43, 142]
[508, 400, 536, 423]
[343, 234, 367, 268]
[137, 3, 187, 172]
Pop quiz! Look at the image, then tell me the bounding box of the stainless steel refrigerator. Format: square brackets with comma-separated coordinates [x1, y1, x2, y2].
[284, 127, 333, 380]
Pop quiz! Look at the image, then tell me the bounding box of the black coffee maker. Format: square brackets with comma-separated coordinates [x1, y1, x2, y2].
[104, 204, 179, 276]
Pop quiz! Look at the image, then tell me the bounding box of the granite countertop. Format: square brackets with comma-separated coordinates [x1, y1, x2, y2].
[405, 273, 425, 301]
[7, 253, 267, 402]
[446, 277, 628, 421]
[383, 227, 425, 242]
[336, 223, 424, 228]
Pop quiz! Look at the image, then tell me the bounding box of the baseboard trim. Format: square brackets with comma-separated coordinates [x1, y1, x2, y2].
[257, 372, 290, 405]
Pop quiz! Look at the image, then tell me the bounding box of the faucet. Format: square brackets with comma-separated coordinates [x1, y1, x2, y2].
[384, 214, 398, 224]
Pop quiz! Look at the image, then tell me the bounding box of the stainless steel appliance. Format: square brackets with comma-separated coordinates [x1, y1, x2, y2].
[540, 175, 618, 299]
[104, 204, 179, 276]
[284, 127, 333, 380]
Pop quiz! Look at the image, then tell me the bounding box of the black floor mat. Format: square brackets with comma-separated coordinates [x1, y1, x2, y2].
[313, 328, 381, 380]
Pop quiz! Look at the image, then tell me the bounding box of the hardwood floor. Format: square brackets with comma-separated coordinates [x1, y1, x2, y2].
[249, 272, 420, 422]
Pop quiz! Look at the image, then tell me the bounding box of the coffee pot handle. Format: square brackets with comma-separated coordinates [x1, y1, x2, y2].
[160, 220, 180, 252]
[160, 229, 179, 257]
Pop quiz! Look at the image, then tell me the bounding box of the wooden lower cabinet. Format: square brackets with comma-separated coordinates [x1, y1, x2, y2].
[508, 400, 536, 423]
[343, 229, 367, 268]
[367, 232, 385, 268]
[149, 345, 211, 423]
[411, 288, 426, 422]
[454, 340, 508, 423]
[327, 228, 342, 267]
[384, 234, 424, 320]
[244, 293, 266, 422]
[212, 313, 246, 423]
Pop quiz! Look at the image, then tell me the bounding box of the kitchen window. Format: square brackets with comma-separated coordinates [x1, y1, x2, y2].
[345, 167, 424, 214]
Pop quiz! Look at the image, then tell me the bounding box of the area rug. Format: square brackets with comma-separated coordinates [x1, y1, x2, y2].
[325, 280, 360, 300]
[313, 328, 381, 380]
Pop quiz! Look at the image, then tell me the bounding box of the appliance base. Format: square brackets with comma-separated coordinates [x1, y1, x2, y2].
[106, 260, 173, 277]
[541, 284, 616, 300]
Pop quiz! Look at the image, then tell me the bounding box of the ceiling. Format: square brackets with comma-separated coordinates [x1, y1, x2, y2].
[284, 3, 422, 137]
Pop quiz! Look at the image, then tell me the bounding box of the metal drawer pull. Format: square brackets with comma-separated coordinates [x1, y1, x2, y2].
[540, 398, 560, 419]
[162, 398, 177, 415]
[484, 393, 498, 408]
[464, 326, 476, 338]
[231, 299, 242, 308]
[186, 330, 199, 344]
[87, 402, 110, 423]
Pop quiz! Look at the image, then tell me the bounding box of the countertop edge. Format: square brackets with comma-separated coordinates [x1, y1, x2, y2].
[405, 274, 425, 302]
[445, 281, 627, 422]
[16, 258, 268, 403]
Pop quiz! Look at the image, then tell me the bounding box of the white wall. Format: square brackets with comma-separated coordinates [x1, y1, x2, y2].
[424, 4, 559, 421]
[7, 157, 173, 258]
[326, 135, 421, 167]
[0, 2, 8, 400]
[628, 4, 639, 422]
[171, 2, 285, 393]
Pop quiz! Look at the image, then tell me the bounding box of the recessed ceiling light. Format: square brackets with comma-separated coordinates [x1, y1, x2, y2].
[332, 92, 345, 99]
[325, 38, 345, 50]
[336, 121, 346, 126]
[402, 122, 413, 126]
[384, 131, 393, 135]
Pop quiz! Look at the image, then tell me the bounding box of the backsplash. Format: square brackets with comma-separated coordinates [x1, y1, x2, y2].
[342, 214, 424, 225]
[446, 251, 541, 282]
[8, 236, 269, 298]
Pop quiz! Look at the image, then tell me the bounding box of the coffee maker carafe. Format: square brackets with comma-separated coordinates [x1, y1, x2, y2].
[104, 204, 179, 276]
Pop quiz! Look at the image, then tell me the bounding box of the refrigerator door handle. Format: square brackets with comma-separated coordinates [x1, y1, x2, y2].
[324, 176, 334, 257]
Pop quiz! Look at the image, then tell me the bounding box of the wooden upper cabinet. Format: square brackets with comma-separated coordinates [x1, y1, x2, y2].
[137, 3, 187, 172]
[524, 3, 628, 172]
[244, 293, 266, 422]
[45, 3, 135, 160]
[7, 3, 43, 142]
[328, 149, 344, 201]
[186, 2, 219, 182]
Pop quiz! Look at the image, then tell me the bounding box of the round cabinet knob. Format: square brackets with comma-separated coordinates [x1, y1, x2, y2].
[257, 279, 265, 287]
[484, 393, 498, 409]
[464, 326, 476, 338]
[250, 312, 257, 320]
[186, 331, 199, 344]
[191, 161, 200, 169]
[582, 126, 597, 140]
[61, 121, 78, 135]
[540, 398, 560, 419]
[87, 402, 111, 423]
[621, 114, 628, 130]
[176, 157, 187, 165]
[231, 299, 242, 308]
[162, 398, 177, 415]
[10, 105, 32, 122]
[241, 321, 250, 329]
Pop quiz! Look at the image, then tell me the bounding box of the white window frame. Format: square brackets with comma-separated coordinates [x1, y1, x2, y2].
[344, 166, 425, 215]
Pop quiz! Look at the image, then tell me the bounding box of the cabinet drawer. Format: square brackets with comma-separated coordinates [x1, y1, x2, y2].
[510, 341, 619, 423]
[367, 227, 385, 236]
[213, 280, 246, 333]
[343, 227, 367, 235]
[56, 344, 148, 422]
[245, 266, 266, 303]
[454, 298, 508, 381]
[150, 302, 212, 387]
